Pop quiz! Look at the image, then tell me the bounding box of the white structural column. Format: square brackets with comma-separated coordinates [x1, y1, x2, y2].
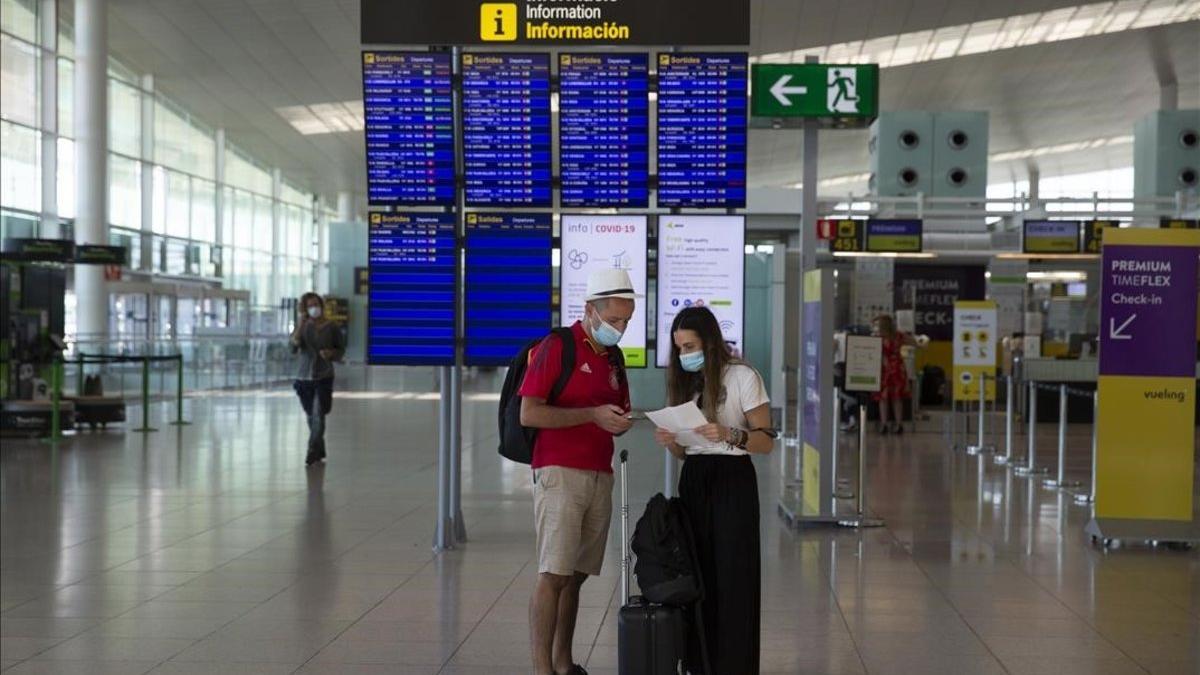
[336, 190, 355, 222]
[139, 74, 155, 272]
[39, 0, 59, 238]
[73, 0, 109, 340]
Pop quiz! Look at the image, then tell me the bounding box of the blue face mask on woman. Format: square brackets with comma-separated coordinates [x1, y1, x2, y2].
[679, 350, 705, 372]
[590, 314, 624, 347]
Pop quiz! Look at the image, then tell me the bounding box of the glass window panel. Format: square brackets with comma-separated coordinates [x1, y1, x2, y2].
[56, 136, 74, 218]
[1, 34, 39, 127]
[221, 185, 234, 245]
[109, 226, 140, 269]
[233, 189, 253, 248]
[151, 165, 166, 234]
[109, 79, 140, 156]
[252, 194, 272, 251]
[154, 99, 214, 178]
[2, 208, 39, 239]
[166, 170, 188, 238]
[108, 153, 140, 228]
[57, 12, 72, 57]
[0, 120, 39, 212]
[165, 237, 187, 275]
[57, 57, 72, 136]
[225, 148, 272, 195]
[191, 177, 215, 243]
[1, 0, 38, 43]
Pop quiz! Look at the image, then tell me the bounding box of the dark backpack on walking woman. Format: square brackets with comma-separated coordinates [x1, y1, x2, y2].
[631, 493, 703, 605]
[497, 327, 576, 464]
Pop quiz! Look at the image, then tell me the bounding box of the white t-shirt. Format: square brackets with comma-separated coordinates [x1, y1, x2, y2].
[684, 363, 770, 456]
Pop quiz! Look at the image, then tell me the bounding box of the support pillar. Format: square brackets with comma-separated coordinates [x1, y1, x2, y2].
[336, 190, 355, 223]
[39, 0, 59, 238]
[74, 0, 109, 342]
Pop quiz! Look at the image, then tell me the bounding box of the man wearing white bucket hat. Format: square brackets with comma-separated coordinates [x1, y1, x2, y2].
[520, 268, 638, 675]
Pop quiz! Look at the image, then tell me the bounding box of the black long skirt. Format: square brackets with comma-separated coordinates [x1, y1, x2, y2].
[678, 453, 761, 675]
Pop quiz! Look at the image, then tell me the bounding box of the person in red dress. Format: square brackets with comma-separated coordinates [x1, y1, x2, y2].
[872, 314, 916, 434]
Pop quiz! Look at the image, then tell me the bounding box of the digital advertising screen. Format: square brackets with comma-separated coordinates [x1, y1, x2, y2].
[865, 219, 923, 253]
[367, 212, 457, 366]
[560, 215, 648, 368]
[655, 215, 746, 367]
[558, 53, 650, 208]
[361, 52, 455, 206]
[464, 213, 553, 367]
[656, 53, 748, 209]
[462, 53, 553, 207]
[1023, 220, 1082, 254]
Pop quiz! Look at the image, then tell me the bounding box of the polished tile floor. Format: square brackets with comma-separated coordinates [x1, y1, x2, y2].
[2, 367, 1197, 674]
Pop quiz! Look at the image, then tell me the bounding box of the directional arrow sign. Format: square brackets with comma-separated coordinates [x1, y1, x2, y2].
[751, 63, 878, 119]
[1108, 314, 1135, 340]
[769, 74, 808, 106]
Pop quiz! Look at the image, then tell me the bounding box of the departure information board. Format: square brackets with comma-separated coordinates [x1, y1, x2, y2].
[361, 52, 455, 206]
[656, 53, 748, 208]
[367, 212, 457, 366]
[558, 53, 650, 208]
[462, 53, 552, 207]
[464, 213, 553, 366]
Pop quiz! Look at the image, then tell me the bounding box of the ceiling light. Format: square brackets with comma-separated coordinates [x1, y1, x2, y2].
[277, 100, 364, 135]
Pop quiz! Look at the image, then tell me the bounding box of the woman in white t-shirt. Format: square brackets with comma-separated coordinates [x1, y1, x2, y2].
[653, 306, 773, 675]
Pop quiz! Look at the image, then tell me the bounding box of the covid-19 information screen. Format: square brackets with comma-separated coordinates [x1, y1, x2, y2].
[656, 53, 748, 209]
[558, 53, 650, 208]
[462, 53, 553, 207]
[367, 213, 457, 366]
[361, 52, 455, 207]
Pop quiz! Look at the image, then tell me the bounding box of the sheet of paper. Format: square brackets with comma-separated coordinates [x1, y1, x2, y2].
[645, 400, 711, 447]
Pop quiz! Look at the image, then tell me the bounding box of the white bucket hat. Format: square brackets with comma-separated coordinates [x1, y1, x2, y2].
[585, 268, 642, 302]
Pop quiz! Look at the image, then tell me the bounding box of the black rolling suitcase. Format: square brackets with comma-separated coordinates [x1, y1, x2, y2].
[616, 450, 688, 675]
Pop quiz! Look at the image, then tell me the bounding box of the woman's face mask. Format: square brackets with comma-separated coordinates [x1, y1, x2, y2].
[678, 350, 705, 373]
[307, 305, 322, 319]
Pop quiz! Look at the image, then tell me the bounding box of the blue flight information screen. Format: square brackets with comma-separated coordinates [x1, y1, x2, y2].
[656, 53, 748, 208]
[367, 212, 457, 366]
[464, 213, 552, 366]
[462, 53, 552, 207]
[558, 53, 650, 208]
[361, 52, 455, 206]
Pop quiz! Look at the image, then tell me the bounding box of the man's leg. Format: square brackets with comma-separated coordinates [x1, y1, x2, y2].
[531, 572, 572, 675]
[552, 571, 588, 673]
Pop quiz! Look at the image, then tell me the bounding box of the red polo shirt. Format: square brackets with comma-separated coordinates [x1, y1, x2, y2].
[518, 321, 630, 473]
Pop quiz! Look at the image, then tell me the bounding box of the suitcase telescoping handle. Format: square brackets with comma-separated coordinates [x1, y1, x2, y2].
[619, 449, 630, 603]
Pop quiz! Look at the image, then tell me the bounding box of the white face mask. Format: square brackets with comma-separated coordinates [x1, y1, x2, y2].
[306, 306, 322, 319]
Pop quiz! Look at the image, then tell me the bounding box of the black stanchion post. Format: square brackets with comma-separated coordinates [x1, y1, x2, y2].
[171, 355, 190, 426]
[133, 357, 157, 432]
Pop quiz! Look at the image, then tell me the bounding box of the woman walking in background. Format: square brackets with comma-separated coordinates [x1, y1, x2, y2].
[873, 313, 916, 434]
[291, 293, 345, 466]
[653, 306, 774, 674]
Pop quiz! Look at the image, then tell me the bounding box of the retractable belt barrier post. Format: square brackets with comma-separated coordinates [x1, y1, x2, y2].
[839, 405, 884, 528]
[832, 388, 854, 501]
[1044, 384, 1084, 490]
[1015, 381, 1048, 476]
[995, 374, 1014, 465]
[171, 355, 190, 426]
[967, 373, 993, 455]
[1073, 390, 1099, 504]
[132, 356, 157, 433]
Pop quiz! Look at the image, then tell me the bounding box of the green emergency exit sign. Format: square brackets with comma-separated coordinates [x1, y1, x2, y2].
[751, 63, 879, 120]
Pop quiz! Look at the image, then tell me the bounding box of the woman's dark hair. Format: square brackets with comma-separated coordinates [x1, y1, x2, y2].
[666, 306, 737, 422]
[874, 314, 896, 339]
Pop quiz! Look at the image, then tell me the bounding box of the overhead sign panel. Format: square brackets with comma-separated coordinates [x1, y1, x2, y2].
[462, 53, 552, 207]
[656, 53, 748, 209]
[367, 212, 457, 366]
[361, 0, 750, 46]
[1084, 219, 1117, 254]
[361, 52, 456, 207]
[1023, 220, 1082, 254]
[751, 63, 880, 121]
[866, 219, 922, 253]
[560, 215, 648, 368]
[464, 213, 552, 366]
[558, 53, 650, 208]
[656, 215, 745, 367]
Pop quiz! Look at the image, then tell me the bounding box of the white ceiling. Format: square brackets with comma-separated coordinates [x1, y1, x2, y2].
[101, 0, 1200, 204]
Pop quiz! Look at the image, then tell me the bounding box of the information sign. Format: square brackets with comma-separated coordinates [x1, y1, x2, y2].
[462, 53, 552, 207]
[560, 215, 648, 367]
[1023, 220, 1082, 254]
[1084, 219, 1117, 254]
[75, 245, 128, 265]
[558, 53, 650, 208]
[361, 52, 455, 207]
[866, 219, 922, 253]
[367, 212, 457, 366]
[844, 335, 882, 392]
[656, 215, 745, 366]
[750, 63, 879, 121]
[952, 300, 997, 402]
[656, 53, 748, 209]
[827, 219, 863, 253]
[464, 213, 552, 366]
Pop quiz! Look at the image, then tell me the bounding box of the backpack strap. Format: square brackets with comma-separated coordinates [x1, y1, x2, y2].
[546, 327, 576, 405]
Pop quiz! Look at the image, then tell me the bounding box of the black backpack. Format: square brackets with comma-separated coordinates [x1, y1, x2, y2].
[498, 327, 577, 464]
[631, 493, 703, 606]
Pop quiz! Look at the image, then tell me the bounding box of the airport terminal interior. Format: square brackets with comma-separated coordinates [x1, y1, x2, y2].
[1, 0, 1199, 673]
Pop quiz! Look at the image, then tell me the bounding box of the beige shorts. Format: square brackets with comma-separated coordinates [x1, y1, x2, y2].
[533, 466, 614, 577]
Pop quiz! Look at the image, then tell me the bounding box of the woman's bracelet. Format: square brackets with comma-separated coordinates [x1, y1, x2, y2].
[728, 427, 749, 449]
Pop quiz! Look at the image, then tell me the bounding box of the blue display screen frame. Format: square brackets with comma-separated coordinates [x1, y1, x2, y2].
[558, 53, 651, 208]
[655, 52, 749, 209]
[361, 51, 457, 207]
[462, 53, 554, 208]
[367, 212, 458, 366]
[464, 213, 553, 367]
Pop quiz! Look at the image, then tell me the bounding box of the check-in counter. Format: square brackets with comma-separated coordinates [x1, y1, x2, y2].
[1023, 358, 1200, 423]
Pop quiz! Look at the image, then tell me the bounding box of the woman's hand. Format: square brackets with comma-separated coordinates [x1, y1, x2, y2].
[319, 349, 334, 360]
[693, 423, 728, 444]
[654, 428, 677, 448]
